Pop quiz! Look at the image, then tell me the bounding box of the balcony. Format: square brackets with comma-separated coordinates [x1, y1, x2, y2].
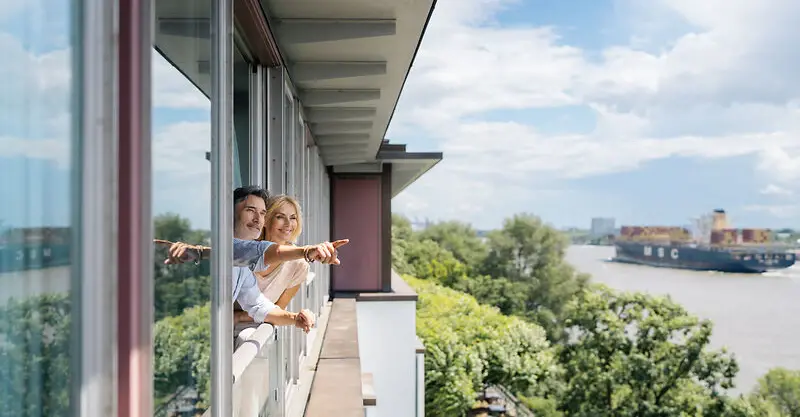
[185, 270, 424, 417]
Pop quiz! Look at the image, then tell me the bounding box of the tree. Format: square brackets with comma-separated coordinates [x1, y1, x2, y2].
[409, 276, 559, 417]
[749, 367, 800, 416]
[482, 214, 589, 340]
[391, 214, 415, 274]
[417, 221, 488, 269]
[453, 274, 528, 316]
[557, 285, 740, 416]
[153, 213, 211, 320]
[153, 302, 212, 411]
[0, 294, 71, 417]
[403, 238, 469, 285]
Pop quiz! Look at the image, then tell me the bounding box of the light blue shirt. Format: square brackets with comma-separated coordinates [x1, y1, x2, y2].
[231, 239, 279, 322]
[233, 238, 275, 268]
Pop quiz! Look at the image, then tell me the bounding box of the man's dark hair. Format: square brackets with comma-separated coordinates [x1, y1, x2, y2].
[233, 186, 270, 206]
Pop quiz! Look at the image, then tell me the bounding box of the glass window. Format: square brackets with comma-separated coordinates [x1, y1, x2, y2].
[283, 93, 294, 195]
[151, 0, 212, 414]
[233, 48, 250, 187]
[0, 0, 78, 415]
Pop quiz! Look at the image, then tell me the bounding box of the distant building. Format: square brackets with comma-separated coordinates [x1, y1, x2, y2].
[590, 217, 616, 237]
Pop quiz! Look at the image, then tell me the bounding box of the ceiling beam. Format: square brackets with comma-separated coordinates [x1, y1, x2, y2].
[305, 107, 377, 122]
[318, 145, 367, 155]
[275, 19, 396, 44]
[291, 62, 387, 82]
[311, 121, 374, 135]
[332, 162, 384, 173]
[315, 133, 371, 146]
[300, 89, 381, 106]
[324, 155, 370, 166]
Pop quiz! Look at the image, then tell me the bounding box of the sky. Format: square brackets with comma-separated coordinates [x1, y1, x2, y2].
[0, 0, 214, 230]
[2, 0, 800, 232]
[388, 0, 800, 230]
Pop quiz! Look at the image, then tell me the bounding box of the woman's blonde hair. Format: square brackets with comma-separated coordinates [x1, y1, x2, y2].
[259, 194, 303, 243]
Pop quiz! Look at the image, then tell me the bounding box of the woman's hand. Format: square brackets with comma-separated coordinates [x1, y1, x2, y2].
[305, 239, 349, 264]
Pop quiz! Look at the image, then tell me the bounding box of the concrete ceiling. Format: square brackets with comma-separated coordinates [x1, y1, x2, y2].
[152, 0, 441, 193]
[332, 143, 442, 197]
[261, 0, 436, 167]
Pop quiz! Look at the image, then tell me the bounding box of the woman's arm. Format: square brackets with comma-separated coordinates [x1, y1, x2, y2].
[275, 285, 301, 310]
[275, 261, 309, 309]
[263, 240, 349, 265]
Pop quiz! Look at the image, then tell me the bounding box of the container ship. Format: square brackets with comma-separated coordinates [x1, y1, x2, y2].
[0, 227, 72, 274]
[612, 209, 796, 273]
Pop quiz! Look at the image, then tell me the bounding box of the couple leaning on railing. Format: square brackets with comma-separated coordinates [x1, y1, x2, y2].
[154, 186, 348, 333]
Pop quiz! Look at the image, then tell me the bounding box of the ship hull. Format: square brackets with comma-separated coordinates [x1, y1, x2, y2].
[613, 241, 796, 273]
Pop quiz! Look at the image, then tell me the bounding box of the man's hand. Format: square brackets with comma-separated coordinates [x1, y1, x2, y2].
[306, 239, 349, 265]
[294, 309, 316, 333]
[154, 239, 205, 264]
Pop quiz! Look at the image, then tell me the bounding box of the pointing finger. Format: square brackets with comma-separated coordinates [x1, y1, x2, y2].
[332, 239, 349, 248]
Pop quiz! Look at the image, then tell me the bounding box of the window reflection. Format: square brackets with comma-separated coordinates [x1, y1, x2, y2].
[0, 0, 77, 415]
[234, 48, 250, 187]
[151, 0, 212, 414]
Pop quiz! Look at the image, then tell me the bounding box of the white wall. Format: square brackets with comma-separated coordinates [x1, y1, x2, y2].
[356, 300, 418, 417]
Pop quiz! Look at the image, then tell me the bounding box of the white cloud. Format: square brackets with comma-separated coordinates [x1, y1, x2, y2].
[152, 121, 211, 176]
[390, 0, 800, 225]
[0, 22, 213, 227]
[758, 147, 800, 184]
[760, 184, 794, 197]
[153, 52, 210, 110]
[0, 136, 69, 167]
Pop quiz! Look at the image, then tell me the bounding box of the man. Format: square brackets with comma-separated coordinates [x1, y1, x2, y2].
[155, 186, 348, 332]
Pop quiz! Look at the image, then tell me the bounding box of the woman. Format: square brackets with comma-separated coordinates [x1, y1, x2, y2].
[235, 194, 310, 324]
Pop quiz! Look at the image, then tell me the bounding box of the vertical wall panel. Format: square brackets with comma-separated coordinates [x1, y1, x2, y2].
[331, 176, 382, 292]
[118, 0, 152, 415]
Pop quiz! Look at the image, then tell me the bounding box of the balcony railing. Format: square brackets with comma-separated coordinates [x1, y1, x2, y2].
[171, 266, 422, 417]
[186, 262, 330, 417]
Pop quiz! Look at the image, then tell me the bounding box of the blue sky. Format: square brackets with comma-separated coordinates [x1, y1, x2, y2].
[388, 0, 800, 230]
[4, 0, 800, 233]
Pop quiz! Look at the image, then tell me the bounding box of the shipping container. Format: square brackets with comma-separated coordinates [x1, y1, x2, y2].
[711, 229, 738, 245]
[742, 228, 771, 244]
[618, 225, 692, 242]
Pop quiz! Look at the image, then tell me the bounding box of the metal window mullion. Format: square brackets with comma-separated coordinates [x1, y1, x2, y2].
[75, 0, 120, 415]
[273, 328, 287, 416]
[267, 67, 284, 194]
[248, 64, 265, 186]
[317, 151, 322, 307]
[295, 109, 302, 201]
[210, 0, 234, 415]
[282, 89, 293, 196]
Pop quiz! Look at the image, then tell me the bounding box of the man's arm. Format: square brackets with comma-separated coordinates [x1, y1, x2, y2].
[156, 238, 349, 266]
[234, 267, 311, 331]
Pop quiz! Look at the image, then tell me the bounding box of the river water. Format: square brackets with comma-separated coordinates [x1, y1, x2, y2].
[566, 245, 800, 393]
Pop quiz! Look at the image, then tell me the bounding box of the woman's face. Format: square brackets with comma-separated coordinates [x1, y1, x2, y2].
[268, 202, 298, 244]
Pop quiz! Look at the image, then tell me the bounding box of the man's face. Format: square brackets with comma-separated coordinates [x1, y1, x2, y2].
[234, 195, 267, 240]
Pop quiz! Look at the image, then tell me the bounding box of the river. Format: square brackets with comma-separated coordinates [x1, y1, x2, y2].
[566, 245, 800, 393]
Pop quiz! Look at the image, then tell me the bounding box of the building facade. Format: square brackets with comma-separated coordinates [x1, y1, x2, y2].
[590, 217, 616, 237]
[0, 0, 440, 416]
